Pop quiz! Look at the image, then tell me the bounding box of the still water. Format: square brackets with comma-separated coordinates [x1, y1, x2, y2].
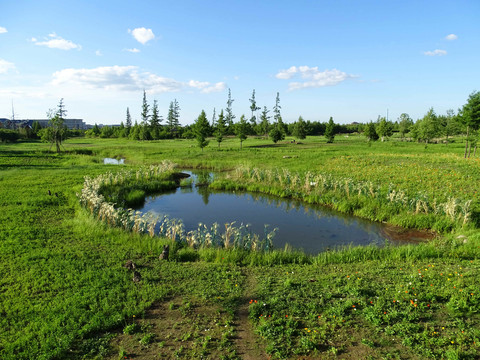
[103, 158, 125, 165]
[138, 171, 430, 254]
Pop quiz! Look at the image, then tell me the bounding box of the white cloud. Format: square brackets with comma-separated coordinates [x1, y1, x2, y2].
[0, 89, 48, 99]
[0, 59, 15, 74]
[124, 48, 140, 53]
[0, 26, 7, 34]
[128, 27, 155, 45]
[33, 33, 81, 50]
[95, 50, 102, 56]
[275, 66, 298, 80]
[445, 34, 458, 41]
[51, 65, 225, 94]
[188, 80, 227, 93]
[424, 49, 447, 56]
[276, 66, 356, 90]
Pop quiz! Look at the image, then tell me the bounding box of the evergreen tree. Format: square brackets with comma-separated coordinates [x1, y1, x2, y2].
[141, 90, 149, 125]
[194, 110, 210, 151]
[56, 98, 67, 119]
[167, 99, 181, 137]
[126, 107, 132, 128]
[211, 108, 217, 128]
[292, 116, 307, 140]
[215, 109, 226, 147]
[225, 88, 235, 134]
[150, 99, 162, 139]
[325, 117, 335, 143]
[235, 114, 248, 149]
[259, 106, 270, 137]
[272, 92, 287, 135]
[249, 89, 260, 126]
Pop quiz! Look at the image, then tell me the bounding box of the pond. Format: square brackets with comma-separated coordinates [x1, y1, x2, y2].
[103, 158, 125, 165]
[137, 171, 433, 254]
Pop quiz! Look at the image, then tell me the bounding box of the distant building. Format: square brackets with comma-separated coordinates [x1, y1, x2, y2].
[0, 118, 87, 130]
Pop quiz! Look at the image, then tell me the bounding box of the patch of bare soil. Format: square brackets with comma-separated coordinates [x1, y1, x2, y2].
[233, 269, 269, 360]
[106, 296, 237, 359]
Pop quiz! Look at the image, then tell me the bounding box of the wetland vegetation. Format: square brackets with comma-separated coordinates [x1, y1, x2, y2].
[1, 134, 480, 359]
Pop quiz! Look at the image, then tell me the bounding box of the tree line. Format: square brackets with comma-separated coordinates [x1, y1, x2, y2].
[2, 90, 479, 158]
[362, 91, 480, 158]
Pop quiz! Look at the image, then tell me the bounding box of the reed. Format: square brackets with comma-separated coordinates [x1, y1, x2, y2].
[218, 165, 473, 231]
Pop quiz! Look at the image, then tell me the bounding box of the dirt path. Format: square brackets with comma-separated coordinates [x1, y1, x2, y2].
[233, 268, 268, 360]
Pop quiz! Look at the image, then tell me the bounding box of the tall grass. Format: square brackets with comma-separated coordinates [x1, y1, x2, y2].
[210, 165, 474, 232]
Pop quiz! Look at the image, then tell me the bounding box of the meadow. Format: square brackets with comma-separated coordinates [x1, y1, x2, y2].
[1, 134, 479, 359]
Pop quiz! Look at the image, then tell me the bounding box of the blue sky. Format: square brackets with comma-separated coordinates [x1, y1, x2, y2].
[1, 0, 479, 125]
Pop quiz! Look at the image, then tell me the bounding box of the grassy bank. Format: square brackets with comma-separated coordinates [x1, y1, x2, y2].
[1, 136, 479, 359]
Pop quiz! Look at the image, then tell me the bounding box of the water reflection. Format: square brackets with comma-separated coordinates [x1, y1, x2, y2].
[137, 171, 431, 254]
[103, 158, 125, 165]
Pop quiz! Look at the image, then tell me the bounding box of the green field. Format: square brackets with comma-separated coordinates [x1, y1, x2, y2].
[1, 135, 480, 359]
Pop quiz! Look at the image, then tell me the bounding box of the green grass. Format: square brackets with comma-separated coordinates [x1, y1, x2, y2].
[0, 135, 479, 359]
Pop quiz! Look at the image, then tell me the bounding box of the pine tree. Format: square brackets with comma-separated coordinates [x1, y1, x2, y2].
[259, 106, 270, 137]
[325, 117, 335, 143]
[211, 108, 217, 127]
[150, 99, 162, 139]
[249, 89, 260, 126]
[56, 98, 67, 119]
[194, 110, 210, 151]
[235, 114, 248, 149]
[167, 99, 181, 137]
[141, 90, 150, 125]
[225, 88, 235, 135]
[215, 109, 226, 147]
[126, 107, 132, 128]
[273, 92, 287, 136]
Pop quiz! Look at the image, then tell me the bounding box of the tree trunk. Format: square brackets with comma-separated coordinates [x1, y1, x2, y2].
[474, 145, 477, 157]
[468, 143, 472, 158]
[464, 126, 469, 159]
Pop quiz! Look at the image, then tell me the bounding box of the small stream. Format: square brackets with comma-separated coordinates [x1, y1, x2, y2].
[137, 171, 433, 254]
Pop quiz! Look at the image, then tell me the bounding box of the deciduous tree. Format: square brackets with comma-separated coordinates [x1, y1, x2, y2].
[461, 91, 480, 158]
[364, 121, 379, 141]
[376, 117, 394, 141]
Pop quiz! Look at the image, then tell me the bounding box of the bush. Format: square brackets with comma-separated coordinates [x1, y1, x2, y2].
[0, 129, 20, 143]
